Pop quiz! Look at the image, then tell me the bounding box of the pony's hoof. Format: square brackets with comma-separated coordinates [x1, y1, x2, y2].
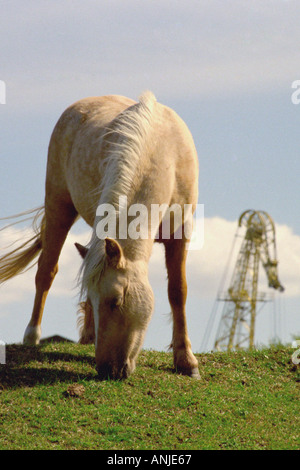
[176, 366, 200, 379]
[23, 325, 41, 345]
[189, 367, 201, 379]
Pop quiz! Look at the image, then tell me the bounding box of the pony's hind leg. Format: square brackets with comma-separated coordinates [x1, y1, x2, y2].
[164, 236, 200, 378]
[23, 203, 78, 344]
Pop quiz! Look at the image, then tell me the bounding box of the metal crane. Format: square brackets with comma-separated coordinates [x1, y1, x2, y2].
[213, 210, 284, 351]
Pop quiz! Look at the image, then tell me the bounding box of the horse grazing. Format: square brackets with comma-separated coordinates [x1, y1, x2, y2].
[0, 91, 199, 379]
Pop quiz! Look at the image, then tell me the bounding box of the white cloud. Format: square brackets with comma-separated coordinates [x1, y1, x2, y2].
[187, 216, 300, 299]
[186, 217, 238, 298]
[0, 226, 91, 306]
[1, 216, 298, 311]
[275, 224, 300, 297]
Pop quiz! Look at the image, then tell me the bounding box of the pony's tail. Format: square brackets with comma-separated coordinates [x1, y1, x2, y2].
[0, 206, 45, 284]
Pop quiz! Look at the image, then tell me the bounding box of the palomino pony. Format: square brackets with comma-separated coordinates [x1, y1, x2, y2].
[0, 91, 199, 379]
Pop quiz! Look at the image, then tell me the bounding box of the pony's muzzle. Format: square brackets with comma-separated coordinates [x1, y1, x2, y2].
[96, 362, 131, 381]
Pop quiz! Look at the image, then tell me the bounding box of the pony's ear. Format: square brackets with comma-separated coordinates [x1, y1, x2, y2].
[75, 242, 89, 259]
[105, 238, 124, 268]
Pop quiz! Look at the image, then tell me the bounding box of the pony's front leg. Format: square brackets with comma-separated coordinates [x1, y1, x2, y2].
[24, 205, 77, 344]
[164, 237, 200, 378]
[23, 252, 58, 344]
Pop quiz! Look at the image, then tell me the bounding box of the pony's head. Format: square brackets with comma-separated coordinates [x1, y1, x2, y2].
[75, 238, 154, 379]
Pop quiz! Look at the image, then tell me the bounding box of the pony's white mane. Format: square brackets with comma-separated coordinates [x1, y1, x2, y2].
[79, 91, 157, 297]
[100, 91, 156, 209]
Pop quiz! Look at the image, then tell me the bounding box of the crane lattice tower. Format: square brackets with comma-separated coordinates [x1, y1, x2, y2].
[213, 210, 284, 351]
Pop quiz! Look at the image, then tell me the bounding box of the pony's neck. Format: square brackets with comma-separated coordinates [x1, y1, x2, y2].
[92, 91, 158, 263]
[89, 195, 156, 264]
[120, 236, 154, 264]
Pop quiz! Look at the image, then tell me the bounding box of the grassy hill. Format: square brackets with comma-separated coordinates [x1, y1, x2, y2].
[0, 342, 299, 450]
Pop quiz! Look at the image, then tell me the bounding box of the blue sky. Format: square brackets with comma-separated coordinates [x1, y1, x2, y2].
[0, 1, 299, 351]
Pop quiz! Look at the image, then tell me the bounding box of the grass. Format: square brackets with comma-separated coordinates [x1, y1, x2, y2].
[0, 342, 299, 450]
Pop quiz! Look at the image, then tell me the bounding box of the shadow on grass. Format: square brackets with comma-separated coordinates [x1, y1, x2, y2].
[0, 345, 191, 390]
[0, 344, 97, 390]
[5, 343, 96, 365]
